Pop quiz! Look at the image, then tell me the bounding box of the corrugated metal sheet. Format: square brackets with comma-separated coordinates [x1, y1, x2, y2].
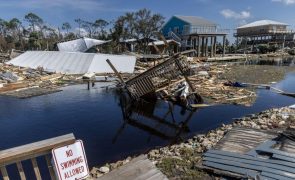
[7, 51, 136, 74]
[89, 54, 136, 74]
[57, 38, 109, 52]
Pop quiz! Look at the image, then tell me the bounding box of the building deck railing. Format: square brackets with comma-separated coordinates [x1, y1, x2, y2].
[182, 25, 230, 35]
[234, 29, 295, 37]
[0, 133, 75, 180]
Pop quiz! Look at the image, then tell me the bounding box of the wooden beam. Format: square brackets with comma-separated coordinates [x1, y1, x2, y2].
[106, 59, 126, 86]
[0, 134, 75, 166]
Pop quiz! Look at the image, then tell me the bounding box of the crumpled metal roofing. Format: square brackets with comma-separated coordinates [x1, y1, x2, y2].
[7, 51, 136, 74]
[57, 38, 109, 52]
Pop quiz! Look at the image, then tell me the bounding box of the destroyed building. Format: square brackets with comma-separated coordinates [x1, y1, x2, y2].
[161, 15, 229, 57]
[235, 20, 295, 50]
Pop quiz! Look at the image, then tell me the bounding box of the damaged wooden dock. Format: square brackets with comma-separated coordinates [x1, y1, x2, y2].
[95, 155, 168, 180]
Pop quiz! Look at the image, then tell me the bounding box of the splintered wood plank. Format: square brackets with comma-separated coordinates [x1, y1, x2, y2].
[16, 162, 26, 180]
[0, 133, 75, 166]
[31, 158, 42, 180]
[96, 155, 168, 180]
[0, 166, 9, 180]
[45, 154, 56, 180]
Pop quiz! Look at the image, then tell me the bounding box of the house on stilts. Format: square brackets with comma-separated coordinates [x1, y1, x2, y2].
[161, 15, 229, 57]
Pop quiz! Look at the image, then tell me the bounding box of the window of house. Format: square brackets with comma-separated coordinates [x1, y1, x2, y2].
[173, 26, 180, 34]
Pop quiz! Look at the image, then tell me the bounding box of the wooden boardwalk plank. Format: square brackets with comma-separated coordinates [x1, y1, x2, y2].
[96, 155, 168, 180]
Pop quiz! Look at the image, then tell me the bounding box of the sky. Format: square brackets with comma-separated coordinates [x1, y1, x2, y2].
[0, 0, 295, 39]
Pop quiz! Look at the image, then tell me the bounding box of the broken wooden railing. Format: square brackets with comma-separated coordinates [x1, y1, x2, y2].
[125, 55, 191, 99]
[0, 133, 75, 180]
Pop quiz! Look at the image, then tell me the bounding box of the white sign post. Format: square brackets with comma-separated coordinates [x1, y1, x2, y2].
[52, 140, 89, 180]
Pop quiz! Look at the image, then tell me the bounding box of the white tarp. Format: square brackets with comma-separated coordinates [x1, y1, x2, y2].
[57, 38, 109, 52]
[7, 51, 136, 74]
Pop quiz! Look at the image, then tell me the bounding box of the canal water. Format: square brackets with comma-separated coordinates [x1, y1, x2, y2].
[0, 67, 294, 178]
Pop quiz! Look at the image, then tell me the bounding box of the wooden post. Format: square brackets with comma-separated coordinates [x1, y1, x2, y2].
[197, 36, 201, 57]
[213, 36, 217, 56]
[16, 162, 26, 180]
[210, 36, 214, 57]
[283, 34, 286, 49]
[222, 35, 226, 57]
[205, 37, 208, 57]
[201, 36, 205, 57]
[0, 167, 9, 180]
[106, 59, 126, 86]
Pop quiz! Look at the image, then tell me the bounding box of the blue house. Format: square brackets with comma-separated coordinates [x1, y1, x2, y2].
[161, 15, 229, 57]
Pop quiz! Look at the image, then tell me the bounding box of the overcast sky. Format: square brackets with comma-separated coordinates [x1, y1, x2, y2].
[0, 0, 295, 35]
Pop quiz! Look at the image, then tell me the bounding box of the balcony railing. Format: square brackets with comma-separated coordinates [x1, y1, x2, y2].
[183, 25, 230, 35]
[234, 29, 295, 36]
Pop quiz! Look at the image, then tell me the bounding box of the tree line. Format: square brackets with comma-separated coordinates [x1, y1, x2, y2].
[0, 9, 164, 53]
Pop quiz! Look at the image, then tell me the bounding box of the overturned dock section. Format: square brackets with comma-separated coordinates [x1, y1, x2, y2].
[124, 54, 202, 104]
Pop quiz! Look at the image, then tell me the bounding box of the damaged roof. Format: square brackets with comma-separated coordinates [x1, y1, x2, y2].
[57, 37, 110, 52]
[7, 51, 136, 74]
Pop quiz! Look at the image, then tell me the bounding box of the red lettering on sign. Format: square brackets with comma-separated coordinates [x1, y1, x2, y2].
[66, 150, 73, 157]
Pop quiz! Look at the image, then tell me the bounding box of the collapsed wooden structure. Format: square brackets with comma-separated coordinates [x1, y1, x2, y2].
[124, 54, 202, 105]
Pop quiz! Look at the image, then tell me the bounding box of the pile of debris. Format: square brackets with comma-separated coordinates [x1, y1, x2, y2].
[0, 63, 66, 98]
[126, 54, 257, 107]
[0, 52, 10, 63]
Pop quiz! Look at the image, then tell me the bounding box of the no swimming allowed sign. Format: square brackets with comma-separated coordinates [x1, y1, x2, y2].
[52, 140, 89, 180]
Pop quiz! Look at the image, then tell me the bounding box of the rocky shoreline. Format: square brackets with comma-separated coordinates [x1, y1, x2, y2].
[90, 105, 295, 179]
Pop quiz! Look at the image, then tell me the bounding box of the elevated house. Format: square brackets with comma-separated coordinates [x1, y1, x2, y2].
[162, 15, 229, 57]
[235, 20, 295, 50]
[120, 37, 157, 53]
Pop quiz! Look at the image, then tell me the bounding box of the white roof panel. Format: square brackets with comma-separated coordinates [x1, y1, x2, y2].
[88, 54, 136, 73]
[238, 20, 288, 29]
[7, 51, 135, 74]
[57, 38, 109, 52]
